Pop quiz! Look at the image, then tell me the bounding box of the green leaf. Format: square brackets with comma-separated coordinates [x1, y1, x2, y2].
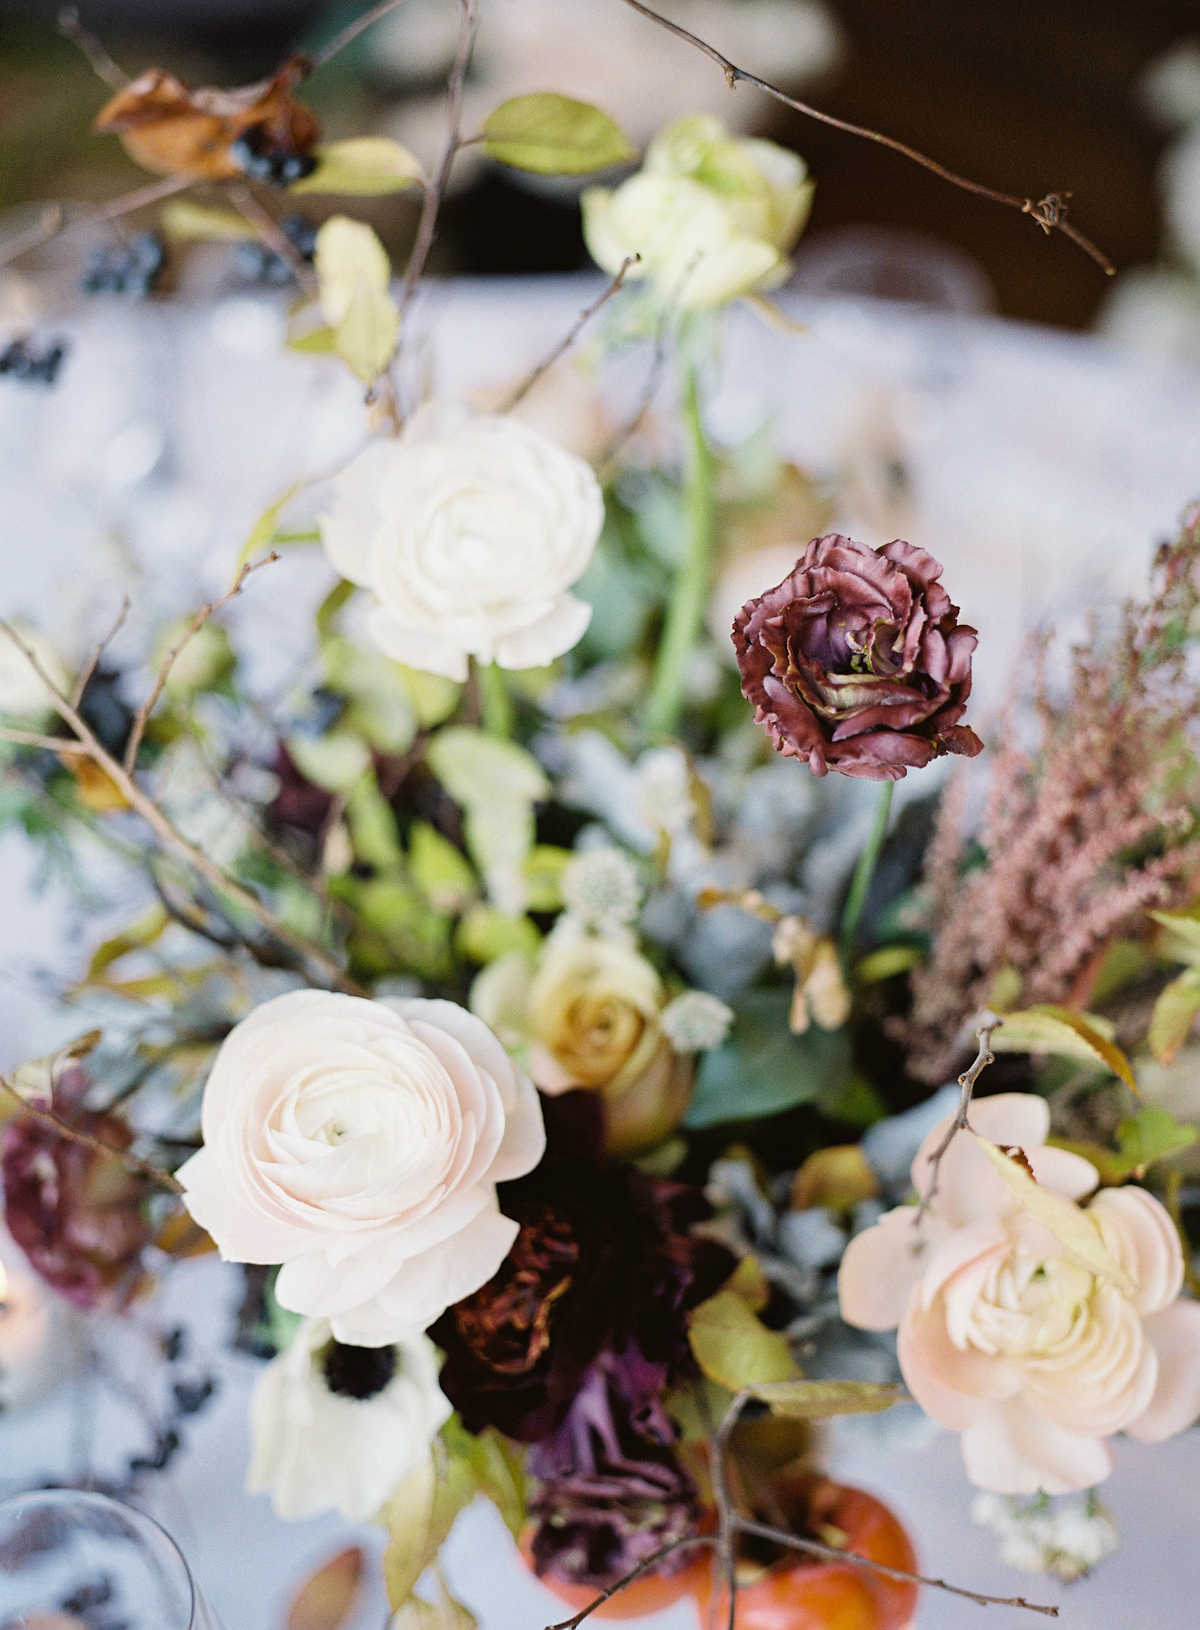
[1149, 968, 1200, 1063]
[334, 282, 401, 385]
[991, 1004, 1137, 1091]
[287, 730, 372, 794]
[399, 666, 461, 729]
[344, 773, 403, 869]
[1116, 1105, 1198, 1171]
[748, 1380, 906, 1420]
[425, 729, 548, 914]
[1150, 907, 1200, 965]
[481, 94, 636, 176]
[522, 845, 570, 913]
[441, 1418, 525, 1541]
[237, 482, 306, 567]
[161, 200, 258, 241]
[972, 1134, 1132, 1290]
[684, 989, 851, 1129]
[288, 325, 337, 354]
[687, 1289, 800, 1389]
[855, 944, 924, 983]
[382, 1445, 475, 1608]
[455, 904, 541, 965]
[85, 904, 170, 979]
[410, 821, 477, 914]
[291, 137, 424, 195]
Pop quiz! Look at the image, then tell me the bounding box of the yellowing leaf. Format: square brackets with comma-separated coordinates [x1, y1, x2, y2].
[441, 1417, 526, 1541]
[161, 200, 258, 241]
[991, 1004, 1137, 1091]
[333, 281, 401, 385]
[1149, 968, 1200, 1063]
[726, 1254, 771, 1313]
[855, 944, 923, 984]
[288, 325, 337, 354]
[292, 137, 425, 194]
[85, 904, 170, 979]
[481, 94, 636, 175]
[237, 481, 305, 567]
[381, 1449, 475, 1609]
[1150, 907, 1200, 964]
[314, 216, 399, 383]
[972, 1134, 1132, 1291]
[687, 1289, 800, 1389]
[748, 1380, 906, 1420]
[285, 1547, 365, 1630]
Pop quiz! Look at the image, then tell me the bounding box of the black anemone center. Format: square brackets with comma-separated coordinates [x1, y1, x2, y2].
[321, 1340, 398, 1400]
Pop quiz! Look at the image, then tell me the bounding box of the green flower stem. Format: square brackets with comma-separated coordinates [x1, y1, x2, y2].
[839, 779, 895, 962]
[644, 356, 716, 738]
[480, 660, 514, 739]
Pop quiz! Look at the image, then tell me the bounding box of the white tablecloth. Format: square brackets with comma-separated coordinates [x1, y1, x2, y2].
[2, 277, 1200, 1629]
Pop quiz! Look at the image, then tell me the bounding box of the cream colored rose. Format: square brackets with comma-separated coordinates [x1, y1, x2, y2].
[839, 1093, 1200, 1494]
[248, 1316, 450, 1521]
[177, 990, 545, 1344]
[320, 406, 603, 682]
[582, 115, 813, 310]
[472, 933, 694, 1156]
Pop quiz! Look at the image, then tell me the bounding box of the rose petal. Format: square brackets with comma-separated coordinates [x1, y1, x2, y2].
[838, 1206, 931, 1330]
[960, 1396, 1113, 1494]
[1125, 1300, 1200, 1441]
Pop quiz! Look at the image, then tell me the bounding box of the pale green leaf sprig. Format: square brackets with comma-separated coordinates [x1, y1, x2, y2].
[481, 94, 636, 176]
[314, 216, 400, 385]
[425, 728, 548, 918]
[1147, 907, 1200, 1062]
[582, 114, 814, 311]
[291, 137, 424, 195]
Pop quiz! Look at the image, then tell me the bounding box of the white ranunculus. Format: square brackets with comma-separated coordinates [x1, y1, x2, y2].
[0, 623, 71, 723]
[582, 115, 813, 310]
[177, 990, 545, 1344]
[248, 1316, 451, 1521]
[320, 407, 604, 682]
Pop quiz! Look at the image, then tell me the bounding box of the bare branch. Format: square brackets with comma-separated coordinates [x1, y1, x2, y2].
[72, 596, 130, 709]
[0, 175, 194, 272]
[543, 1538, 716, 1630]
[310, 0, 419, 71]
[916, 1011, 1000, 1220]
[0, 619, 367, 997]
[224, 183, 319, 298]
[398, 0, 479, 323]
[0, 725, 73, 753]
[123, 552, 278, 775]
[0, 1074, 184, 1195]
[501, 258, 640, 413]
[615, 0, 1114, 276]
[57, 6, 129, 90]
[736, 1519, 1058, 1616]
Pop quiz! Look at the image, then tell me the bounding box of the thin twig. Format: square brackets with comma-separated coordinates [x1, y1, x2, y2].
[0, 175, 194, 271]
[397, 0, 479, 323]
[123, 552, 278, 775]
[616, 0, 1114, 275]
[916, 1011, 1000, 1220]
[0, 726, 73, 753]
[72, 596, 130, 709]
[57, 6, 129, 90]
[544, 1537, 717, 1630]
[0, 620, 367, 997]
[501, 258, 640, 413]
[224, 184, 318, 298]
[713, 1389, 750, 1630]
[0, 1075, 184, 1195]
[309, 0, 418, 71]
[736, 1519, 1058, 1616]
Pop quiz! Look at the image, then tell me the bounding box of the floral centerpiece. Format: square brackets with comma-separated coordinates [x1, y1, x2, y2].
[1, 3, 1199, 1626]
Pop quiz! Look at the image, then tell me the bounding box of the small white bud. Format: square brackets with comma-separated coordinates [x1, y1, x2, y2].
[560, 847, 642, 935]
[660, 990, 733, 1053]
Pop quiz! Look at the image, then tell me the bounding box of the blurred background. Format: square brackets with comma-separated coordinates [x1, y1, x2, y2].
[2, 0, 1200, 337]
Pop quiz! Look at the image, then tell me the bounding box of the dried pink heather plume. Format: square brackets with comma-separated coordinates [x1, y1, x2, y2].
[900, 502, 1200, 1083]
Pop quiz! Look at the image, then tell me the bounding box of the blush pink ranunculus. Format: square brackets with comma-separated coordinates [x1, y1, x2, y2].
[838, 1092, 1200, 1494]
[177, 991, 545, 1345]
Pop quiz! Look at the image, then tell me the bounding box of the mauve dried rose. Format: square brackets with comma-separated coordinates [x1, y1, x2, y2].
[733, 533, 983, 780]
[2, 1068, 153, 1310]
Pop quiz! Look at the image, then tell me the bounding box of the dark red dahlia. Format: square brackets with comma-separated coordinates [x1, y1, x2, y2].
[733, 533, 983, 780]
[430, 1093, 731, 1443]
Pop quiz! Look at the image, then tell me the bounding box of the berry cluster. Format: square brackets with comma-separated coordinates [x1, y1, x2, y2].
[81, 233, 166, 299]
[230, 122, 317, 187]
[0, 336, 67, 386]
[233, 212, 318, 286]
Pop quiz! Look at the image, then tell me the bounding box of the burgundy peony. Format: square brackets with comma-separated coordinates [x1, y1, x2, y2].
[527, 1347, 699, 1588]
[430, 1093, 730, 1444]
[732, 533, 983, 780]
[2, 1067, 153, 1310]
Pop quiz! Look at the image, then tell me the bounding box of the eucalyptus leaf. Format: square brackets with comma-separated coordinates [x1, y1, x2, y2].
[684, 989, 851, 1129]
[687, 1289, 800, 1389]
[481, 94, 636, 175]
[291, 137, 424, 195]
[749, 1380, 906, 1420]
